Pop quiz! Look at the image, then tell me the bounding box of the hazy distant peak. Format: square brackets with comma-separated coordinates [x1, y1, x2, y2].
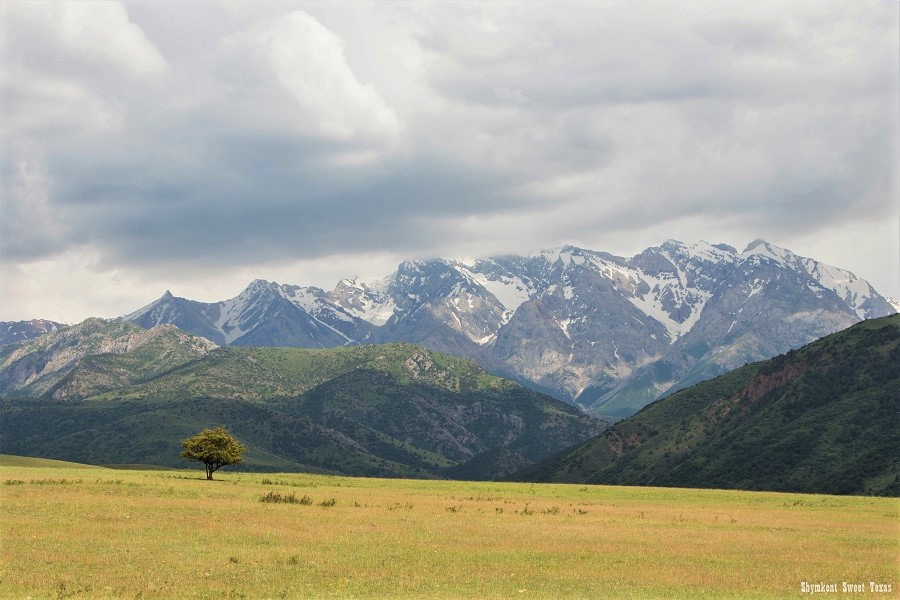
[743, 238, 769, 253]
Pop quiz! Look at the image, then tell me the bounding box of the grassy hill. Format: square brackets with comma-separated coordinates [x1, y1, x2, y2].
[513, 314, 900, 496]
[0, 343, 602, 480]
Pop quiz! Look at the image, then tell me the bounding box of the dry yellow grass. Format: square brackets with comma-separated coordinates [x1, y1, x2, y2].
[1, 465, 897, 599]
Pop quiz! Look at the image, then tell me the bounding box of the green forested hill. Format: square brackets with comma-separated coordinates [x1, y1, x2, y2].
[0, 341, 603, 479]
[513, 314, 899, 496]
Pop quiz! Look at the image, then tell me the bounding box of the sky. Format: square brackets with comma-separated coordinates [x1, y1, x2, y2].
[2, 0, 898, 324]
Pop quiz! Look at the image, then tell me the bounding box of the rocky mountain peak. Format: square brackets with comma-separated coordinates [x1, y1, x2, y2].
[712, 242, 738, 254]
[243, 279, 281, 295]
[740, 239, 795, 260]
[742, 238, 769, 253]
[660, 238, 686, 250]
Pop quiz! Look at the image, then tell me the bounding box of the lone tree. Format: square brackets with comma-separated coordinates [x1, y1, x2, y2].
[180, 426, 246, 480]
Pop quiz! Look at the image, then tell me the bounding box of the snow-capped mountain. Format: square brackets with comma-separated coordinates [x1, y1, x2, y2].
[0, 319, 66, 346]
[581, 240, 895, 418]
[119, 240, 896, 418]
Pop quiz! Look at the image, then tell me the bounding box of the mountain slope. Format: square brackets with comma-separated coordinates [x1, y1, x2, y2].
[0, 342, 603, 480]
[117, 239, 896, 418]
[513, 314, 900, 496]
[0, 319, 217, 399]
[587, 240, 872, 419]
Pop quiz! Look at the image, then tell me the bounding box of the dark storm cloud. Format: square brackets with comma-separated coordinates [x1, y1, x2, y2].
[68, 153, 527, 268]
[30, 114, 530, 268]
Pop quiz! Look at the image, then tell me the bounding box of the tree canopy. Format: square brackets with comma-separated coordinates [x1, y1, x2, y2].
[180, 426, 245, 480]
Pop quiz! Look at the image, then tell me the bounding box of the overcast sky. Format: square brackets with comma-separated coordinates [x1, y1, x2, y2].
[2, 1, 898, 323]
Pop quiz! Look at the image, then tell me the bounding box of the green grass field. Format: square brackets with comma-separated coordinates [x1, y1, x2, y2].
[1, 460, 897, 599]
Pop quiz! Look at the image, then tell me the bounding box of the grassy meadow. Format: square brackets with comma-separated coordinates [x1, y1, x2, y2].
[1, 458, 897, 599]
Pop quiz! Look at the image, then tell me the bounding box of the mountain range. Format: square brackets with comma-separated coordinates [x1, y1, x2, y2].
[115, 239, 895, 419]
[2, 312, 894, 493]
[0, 319, 602, 479]
[513, 313, 899, 496]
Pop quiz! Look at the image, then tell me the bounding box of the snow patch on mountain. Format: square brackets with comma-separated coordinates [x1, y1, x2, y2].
[124, 291, 177, 326]
[329, 276, 397, 326]
[280, 285, 320, 314]
[627, 289, 708, 341]
[455, 264, 534, 315]
[558, 318, 575, 340]
[215, 288, 258, 344]
[579, 250, 711, 341]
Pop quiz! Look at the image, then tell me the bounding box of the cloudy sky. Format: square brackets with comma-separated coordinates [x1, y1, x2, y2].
[2, 1, 898, 323]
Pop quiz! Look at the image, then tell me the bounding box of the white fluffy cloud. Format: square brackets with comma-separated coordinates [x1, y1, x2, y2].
[2, 1, 166, 76]
[253, 11, 403, 146]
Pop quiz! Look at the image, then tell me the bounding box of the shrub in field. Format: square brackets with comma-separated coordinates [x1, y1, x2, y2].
[17, 478, 82, 485]
[260, 491, 313, 504]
